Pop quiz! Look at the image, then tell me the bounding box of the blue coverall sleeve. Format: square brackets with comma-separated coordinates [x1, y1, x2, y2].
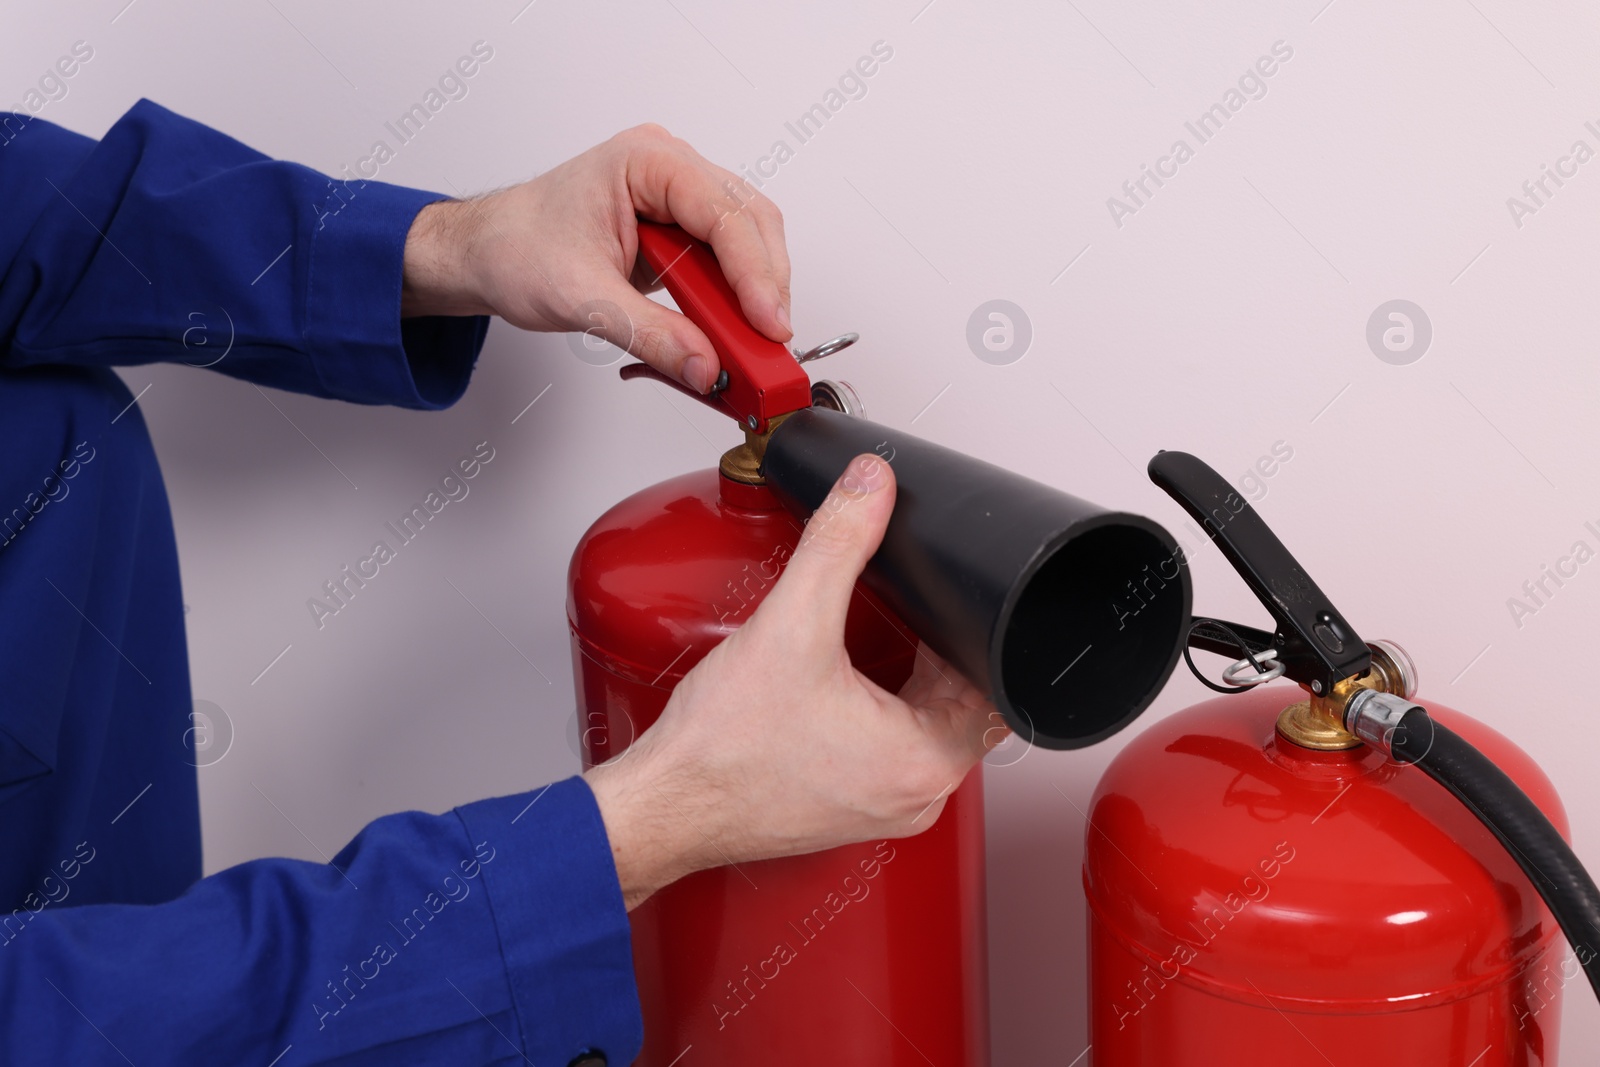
[0, 99, 487, 408]
[0, 103, 641, 1064]
[1, 777, 643, 1066]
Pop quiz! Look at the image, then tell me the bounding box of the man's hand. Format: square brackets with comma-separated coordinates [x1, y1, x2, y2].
[400, 124, 791, 395]
[583, 454, 1005, 910]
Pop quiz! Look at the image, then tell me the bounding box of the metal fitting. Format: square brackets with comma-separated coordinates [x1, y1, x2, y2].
[1276, 638, 1419, 751]
[722, 380, 865, 485]
[792, 333, 859, 365]
[810, 380, 865, 418]
[1345, 689, 1424, 753]
[719, 411, 794, 485]
[1366, 639, 1418, 700]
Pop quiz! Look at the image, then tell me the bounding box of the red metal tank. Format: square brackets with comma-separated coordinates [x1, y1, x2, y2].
[1085, 684, 1570, 1065]
[568, 466, 989, 1065]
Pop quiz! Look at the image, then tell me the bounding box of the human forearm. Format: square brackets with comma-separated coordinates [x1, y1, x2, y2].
[401, 199, 494, 318]
[584, 752, 707, 911]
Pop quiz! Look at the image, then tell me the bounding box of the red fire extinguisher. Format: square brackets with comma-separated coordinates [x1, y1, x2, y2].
[565, 223, 990, 1065]
[567, 223, 1199, 1064]
[1086, 450, 1600, 1064]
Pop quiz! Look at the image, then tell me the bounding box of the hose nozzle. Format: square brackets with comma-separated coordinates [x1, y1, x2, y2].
[1345, 689, 1426, 753]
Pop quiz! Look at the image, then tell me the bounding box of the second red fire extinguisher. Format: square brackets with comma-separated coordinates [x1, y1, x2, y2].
[1085, 449, 1600, 1064]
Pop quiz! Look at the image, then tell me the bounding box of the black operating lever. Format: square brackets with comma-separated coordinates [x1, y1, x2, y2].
[1148, 450, 1370, 695]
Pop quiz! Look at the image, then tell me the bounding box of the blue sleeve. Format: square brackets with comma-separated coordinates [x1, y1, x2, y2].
[0, 776, 642, 1066]
[0, 99, 487, 409]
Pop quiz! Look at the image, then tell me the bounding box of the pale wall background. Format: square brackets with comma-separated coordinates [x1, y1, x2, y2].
[7, 0, 1600, 1059]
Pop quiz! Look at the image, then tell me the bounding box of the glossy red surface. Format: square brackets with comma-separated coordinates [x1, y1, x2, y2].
[569, 468, 989, 1065]
[1086, 686, 1571, 1065]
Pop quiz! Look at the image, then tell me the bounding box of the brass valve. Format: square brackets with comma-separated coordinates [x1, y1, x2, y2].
[719, 380, 861, 485]
[1277, 640, 1418, 751]
[719, 412, 791, 485]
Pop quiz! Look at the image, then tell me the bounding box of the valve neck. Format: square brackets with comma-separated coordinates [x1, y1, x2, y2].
[718, 411, 793, 487]
[1277, 640, 1418, 750]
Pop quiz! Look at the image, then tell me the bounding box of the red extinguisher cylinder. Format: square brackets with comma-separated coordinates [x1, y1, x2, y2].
[1086, 685, 1569, 1065]
[569, 469, 989, 1065]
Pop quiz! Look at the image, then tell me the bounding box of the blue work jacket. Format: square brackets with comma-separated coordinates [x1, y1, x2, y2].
[0, 100, 640, 1065]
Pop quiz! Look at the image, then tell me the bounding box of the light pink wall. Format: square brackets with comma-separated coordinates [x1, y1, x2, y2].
[9, 0, 1598, 1058]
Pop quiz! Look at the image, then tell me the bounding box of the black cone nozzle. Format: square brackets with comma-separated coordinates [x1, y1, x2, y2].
[763, 407, 1191, 749]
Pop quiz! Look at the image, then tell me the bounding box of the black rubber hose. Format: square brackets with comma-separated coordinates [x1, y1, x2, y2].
[1390, 706, 1600, 1003]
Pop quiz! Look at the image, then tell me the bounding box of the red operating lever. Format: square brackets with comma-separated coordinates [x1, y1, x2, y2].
[633, 221, 812, 434]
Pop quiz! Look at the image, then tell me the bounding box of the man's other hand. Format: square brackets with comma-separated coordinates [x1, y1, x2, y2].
[400, 124, 791, 395]
[583, 454, 1006, 910]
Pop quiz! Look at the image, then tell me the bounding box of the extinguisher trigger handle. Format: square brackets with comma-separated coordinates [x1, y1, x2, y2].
[633, 221, 812, 434]
[618, 361, 731, 415]
[1148, 450, 1371, 694]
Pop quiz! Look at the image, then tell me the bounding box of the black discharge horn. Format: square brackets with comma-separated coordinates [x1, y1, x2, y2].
[762, 407, 1191, 749]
